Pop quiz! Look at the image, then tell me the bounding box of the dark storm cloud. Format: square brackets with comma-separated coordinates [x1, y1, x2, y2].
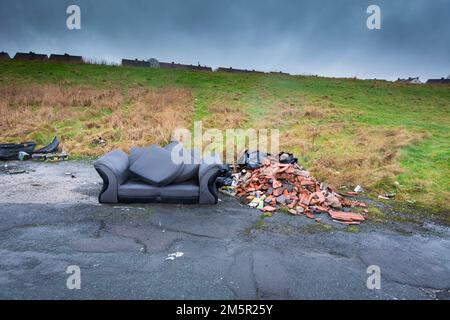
[0, 0, 449, 80]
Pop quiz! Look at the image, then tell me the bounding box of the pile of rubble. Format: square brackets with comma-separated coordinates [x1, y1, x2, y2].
[232, 156, 367, 225]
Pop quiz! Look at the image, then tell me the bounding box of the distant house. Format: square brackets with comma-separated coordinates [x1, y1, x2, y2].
[217, 67, 264, 74]
[159, 61, 212, 72]
[426, 77, 450, 85]
[249, 69, 265, 74]
[188, 64, 212, 72]
[0, 51, 10, 60]
[122, 58, 150, 68]
[396, 77, 422, 84]
[14, 51, 48, 61]
[270, 71, 290, 76]
[159, 61, 190, 70]
[49, 53, 83, 64]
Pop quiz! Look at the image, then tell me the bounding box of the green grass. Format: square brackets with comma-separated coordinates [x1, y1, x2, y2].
[1, 60, 449, 215]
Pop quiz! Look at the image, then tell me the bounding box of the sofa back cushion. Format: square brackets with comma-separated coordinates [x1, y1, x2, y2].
[129, 145, 184, 186]
[129, 147, 147, 166]
[165, 141, 200, 183]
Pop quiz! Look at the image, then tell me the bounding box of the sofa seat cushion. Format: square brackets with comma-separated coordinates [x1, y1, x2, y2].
[129, 145, 184, 186]
[118, 180, 159, 198]
[164, 141, 200, 183]
[160, 181, 200, 199]
[118, 180, 199, 200]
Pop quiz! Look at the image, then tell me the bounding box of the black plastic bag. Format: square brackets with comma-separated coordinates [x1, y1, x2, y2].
[279, 152, 298, 164]
[237, 150, 268, 170]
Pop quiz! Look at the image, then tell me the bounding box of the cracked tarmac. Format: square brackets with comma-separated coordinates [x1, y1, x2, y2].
[0, 161, 449, 299]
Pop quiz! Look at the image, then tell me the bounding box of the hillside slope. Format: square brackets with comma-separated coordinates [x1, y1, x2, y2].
[1, 60, 449, 214]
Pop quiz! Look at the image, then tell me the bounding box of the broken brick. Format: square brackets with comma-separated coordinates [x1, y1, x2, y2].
[262, 206, 277, 212]
[235, 154, 367, 224]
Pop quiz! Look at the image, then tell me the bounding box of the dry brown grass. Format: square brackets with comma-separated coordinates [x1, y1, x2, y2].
[204, 103, 248, 129]
[282, 123, 425, 191]
[99, 87, 194, 154]
[0, 84, 194, 156]
[255, 100, 427, 191]
[301, 104, 345, 119]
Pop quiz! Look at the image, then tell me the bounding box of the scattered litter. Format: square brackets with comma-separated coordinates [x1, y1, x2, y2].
[219, 186, 237, 197]
[1, 164, 28, 175]
[18, 151, 30, 161]
[354, 185, 364, 193]
[31, 183, 42, 187]
[113, 206, 132, 211]
[92, 136, 107, 146]
[165, 252, 184, 261]
[65, 172, 76, 179]
[384, 192, 396, 199]
[233, 154, 367, 225]
[378, 192, 395, 200]
[7, 169, 27, 175]
[32, 151, 68, 162]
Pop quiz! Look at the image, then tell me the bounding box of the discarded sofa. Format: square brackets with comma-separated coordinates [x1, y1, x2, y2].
[94, 142, 222, 204]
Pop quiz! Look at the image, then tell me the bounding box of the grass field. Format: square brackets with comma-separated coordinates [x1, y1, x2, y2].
[1, 60, 449, 216]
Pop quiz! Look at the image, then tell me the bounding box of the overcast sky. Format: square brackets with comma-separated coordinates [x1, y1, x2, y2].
[0, 0, 449, 80]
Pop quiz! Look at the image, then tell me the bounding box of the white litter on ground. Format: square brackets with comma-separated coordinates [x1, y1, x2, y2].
[165, 252, 184, 261]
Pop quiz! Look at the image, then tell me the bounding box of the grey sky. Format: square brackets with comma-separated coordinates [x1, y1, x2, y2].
[0, 0, 449, 80]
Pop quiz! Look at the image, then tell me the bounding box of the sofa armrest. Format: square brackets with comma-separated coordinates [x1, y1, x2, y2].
[94, 150, 129, 203]
[198, 155, 222, 204]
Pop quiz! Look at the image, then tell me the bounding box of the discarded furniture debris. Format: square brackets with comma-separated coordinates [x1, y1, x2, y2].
[34, 136, 60, 154]
[0, 142, 36, 160]
[0, 137, 62, 161]
[32, 151, 69, 162]
[226, 154, 368, 225]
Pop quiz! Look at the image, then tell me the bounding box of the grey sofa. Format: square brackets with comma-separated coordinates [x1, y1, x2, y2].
[94, 144, 222, 204]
